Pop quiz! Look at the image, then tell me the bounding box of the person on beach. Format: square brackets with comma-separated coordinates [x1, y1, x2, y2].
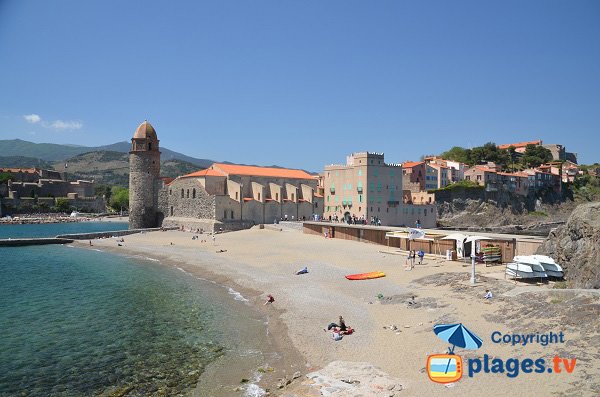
[484, 290, 493, 299]
[417, 250, 425, 265]
[295, 266, 308, 275]
[212, 234, 216, 245]
[89, 240, 93, 246]
[405, 250, 416, 270]
[325, 316, 348, 333]
[264, 294, 275, 305]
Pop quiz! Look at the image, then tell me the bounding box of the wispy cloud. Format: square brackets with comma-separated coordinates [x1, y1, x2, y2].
[24, 114, 41, 124]
[22, 113, 83, 130]
[48, 120, 83, 130]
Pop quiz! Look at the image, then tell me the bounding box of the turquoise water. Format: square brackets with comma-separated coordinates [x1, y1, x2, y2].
[0, 221, 128, 239]
[0, 223, 270, 396]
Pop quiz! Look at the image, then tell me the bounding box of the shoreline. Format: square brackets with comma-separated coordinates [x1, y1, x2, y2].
[79, 228, 600, 396]
[75, 236, 307, 396]
[0, 215, 128, 225]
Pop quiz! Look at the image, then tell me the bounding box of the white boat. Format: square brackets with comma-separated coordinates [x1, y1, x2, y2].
[544, 270, 564, 278]
[531, 255, 564, 273]
[513, 256, 548, 278]
[505, 262, 537, 279]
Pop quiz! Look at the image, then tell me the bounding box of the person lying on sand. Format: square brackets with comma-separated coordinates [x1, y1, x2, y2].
[216, 249, 227, 253]
[295, 266, 308, 275]
[324, 316, 353, 335]
[264, 294, 275, 305]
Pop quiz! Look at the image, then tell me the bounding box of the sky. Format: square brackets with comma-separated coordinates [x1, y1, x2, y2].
[0, 0, 599, 171]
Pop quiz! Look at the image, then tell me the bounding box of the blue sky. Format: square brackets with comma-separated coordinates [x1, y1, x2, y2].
[0, 0, 598, 170]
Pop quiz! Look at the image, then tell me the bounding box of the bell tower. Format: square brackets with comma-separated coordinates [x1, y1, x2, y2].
[128, 120, 161, 229]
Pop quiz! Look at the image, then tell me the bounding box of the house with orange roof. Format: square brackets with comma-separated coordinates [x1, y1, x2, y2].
[401, 161, 439, 191]
[498, 140, 543, 153]
[464, 166, 499, 189]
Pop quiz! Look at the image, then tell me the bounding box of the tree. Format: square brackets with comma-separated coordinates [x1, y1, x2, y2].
[110, 187, 129, 212]
[520, 145, 553, 168]
[54, 198, 71, 212]
[0, 172, 12, 184]
[440, 146, 471, 164]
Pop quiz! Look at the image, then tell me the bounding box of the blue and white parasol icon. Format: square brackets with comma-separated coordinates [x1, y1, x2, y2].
[433, 323, 483, 354]
[433, 323, 483, 375]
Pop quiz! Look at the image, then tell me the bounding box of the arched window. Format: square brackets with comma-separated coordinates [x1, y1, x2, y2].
[181, 189, 184, 198]
[187, 189, 189, 198]
[193, 189, 196, 198]
[169, 189, 172, 195]
[148, 143, 152, 150]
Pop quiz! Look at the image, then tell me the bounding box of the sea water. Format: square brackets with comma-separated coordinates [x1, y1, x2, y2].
[0, 223, 273, 396]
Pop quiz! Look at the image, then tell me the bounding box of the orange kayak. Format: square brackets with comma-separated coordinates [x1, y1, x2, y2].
[345, 271, 385, 280]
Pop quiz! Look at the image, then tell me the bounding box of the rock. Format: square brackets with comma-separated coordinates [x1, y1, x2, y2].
[292, 371, 302, 380]
[538, 202, 600, 288]
[286, 361, 404, 396]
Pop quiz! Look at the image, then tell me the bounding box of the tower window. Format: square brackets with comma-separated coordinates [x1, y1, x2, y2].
[169, 189, 172, 195]
[181, 189, 184, 198]
[148, 143, 152, 150]
[187, 189, 189, 198]
[193, 189, 196, 198]
[170, 206, 173, 216]
[276, 193, 279, 201]
[258, 192, 261, 201]
[231, 210, 234, 219]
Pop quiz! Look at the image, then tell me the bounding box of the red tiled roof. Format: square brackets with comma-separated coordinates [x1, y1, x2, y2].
[212, 163, 314, 179]
[498, 140, 542, 149]
[181, 168, 226, 178]
[402, 161, 424, 168]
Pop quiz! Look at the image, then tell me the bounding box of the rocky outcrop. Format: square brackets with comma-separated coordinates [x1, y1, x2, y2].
[538, 202, 600, 288]
[282, 361, 403, 397]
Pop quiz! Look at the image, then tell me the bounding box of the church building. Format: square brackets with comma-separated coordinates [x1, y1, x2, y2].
[128, 121, 323, 231]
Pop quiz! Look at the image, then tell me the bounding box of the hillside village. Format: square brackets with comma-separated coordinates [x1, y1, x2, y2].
[0, 135, 598, 230]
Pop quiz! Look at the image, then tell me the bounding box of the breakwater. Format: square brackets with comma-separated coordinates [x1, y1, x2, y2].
[0, 227, 178, 247]
[0, 238, 74, 247]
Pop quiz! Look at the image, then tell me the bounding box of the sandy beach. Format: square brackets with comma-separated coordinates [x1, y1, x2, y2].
[80, 227, 600, 396]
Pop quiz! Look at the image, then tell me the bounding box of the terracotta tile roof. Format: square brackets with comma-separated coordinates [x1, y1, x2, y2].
[181, 168, 226, 178]
[212, 163, 314, 179]
[402, 161, 424, 168]
[498, 140, 542, 149]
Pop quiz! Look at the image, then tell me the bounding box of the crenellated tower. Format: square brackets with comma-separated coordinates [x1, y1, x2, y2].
[128, 120, 161, 229]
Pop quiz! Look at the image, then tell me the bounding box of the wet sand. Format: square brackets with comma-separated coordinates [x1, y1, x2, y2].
[79, 227, 600, 396]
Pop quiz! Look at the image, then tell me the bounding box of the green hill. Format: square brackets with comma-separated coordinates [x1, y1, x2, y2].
[0, 139, 214, 168]
[52, 151, 202, 187]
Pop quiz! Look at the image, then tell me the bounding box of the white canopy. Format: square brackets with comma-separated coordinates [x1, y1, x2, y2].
[464, 235, 493, 244]
[441, 233, 468, 241]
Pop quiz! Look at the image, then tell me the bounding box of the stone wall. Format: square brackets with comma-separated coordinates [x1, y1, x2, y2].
[129, 148, 160, 229]
[165, 178, 216, 220]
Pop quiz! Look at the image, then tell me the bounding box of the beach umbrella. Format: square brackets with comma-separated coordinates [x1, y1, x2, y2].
[434, 323, 483, 374]
[433, 323, 483, 353]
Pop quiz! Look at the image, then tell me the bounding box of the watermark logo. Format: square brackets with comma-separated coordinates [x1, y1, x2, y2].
[427, 325, 576, 383]
[426, 323, 482, 384]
